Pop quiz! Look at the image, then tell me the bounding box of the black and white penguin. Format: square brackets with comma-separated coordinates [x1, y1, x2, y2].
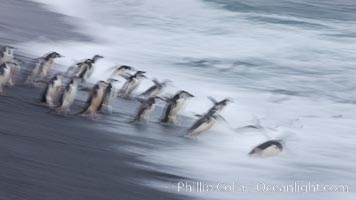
[79, 81, 108, 118]
[108, 65, 134, 79]
[249, 140, 283, 157]
[139, 79, 171, 99]
[40, 74, 62, 107]
[0, 46, 14, 65]
[0, 62, 17, 94]
[133, 96, 164, 122]
[82, 55, 104, 81]
[161, 90, 194, 124]
[206, 97, 232, 116]
[119, 71, 147, 98]
[100, 78, 119, 113]
[186, 97, 231, 136]
[187, 114, 218, 136]
[56, 77, 81, 113]
[27, 52, 62, 83]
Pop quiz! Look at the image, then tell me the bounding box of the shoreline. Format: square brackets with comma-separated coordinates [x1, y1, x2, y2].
[0, 1, 187, 199]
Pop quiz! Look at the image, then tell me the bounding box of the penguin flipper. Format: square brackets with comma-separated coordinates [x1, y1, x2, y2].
[208, 96, 218, 104]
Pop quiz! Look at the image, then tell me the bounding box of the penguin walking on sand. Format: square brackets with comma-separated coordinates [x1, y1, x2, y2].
[0, 62, 18, 95]
[249, 140, 283, 157]
[133, 96, 164, 122]
[78, 81, 108, 118]
[139, 79, 171, 99]
[100, 78, 119, 113]
[161, 90, 194, 124]
[40, 75, 62, 107]
[56, 77, 81, 114]
[119, 71, 147, 98]
[0, 46, 15, 64]
[27, 52, 62, 83]
[107, 65, 134, 79]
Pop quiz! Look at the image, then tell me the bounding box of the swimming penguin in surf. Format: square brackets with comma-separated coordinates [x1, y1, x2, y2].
[205, 97, 232, 116]
[56, 77, 81, 114]
[100, 78, 119, 113]
[107, 65, 134, 79]
[27, 52, 62, 83]
[249, 140, 283, 157]
[0, 62, 18, 95]
[160, 90, 194, 124]
[186, 97, 231, 136]
[119, 71, 147, 98]
[40, 74, 62, 107]
[139, 79, 171, 99]
[133, 96, 164, 122]
[187, 113, 219, 136]
[0, 46, 15, 65]
[78, 81, 108, 118]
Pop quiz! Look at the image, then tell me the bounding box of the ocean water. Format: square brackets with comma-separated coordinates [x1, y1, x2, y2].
[21, 0, 356, 199]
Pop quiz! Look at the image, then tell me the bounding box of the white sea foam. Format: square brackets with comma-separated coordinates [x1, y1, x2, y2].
[24, 0, 356, 199]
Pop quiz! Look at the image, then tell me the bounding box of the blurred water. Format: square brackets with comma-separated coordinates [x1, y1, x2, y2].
[21, 0, 356, 199]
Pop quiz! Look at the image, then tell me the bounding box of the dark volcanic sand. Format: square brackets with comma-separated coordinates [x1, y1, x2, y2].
[0, 1, 189, 199]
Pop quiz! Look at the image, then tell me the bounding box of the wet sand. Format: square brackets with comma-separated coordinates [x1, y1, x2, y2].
[0, 1, 188, 199]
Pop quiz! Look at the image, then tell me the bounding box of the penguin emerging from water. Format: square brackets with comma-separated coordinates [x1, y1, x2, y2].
[66, 55, 103, 81]
[78, 81, 108, 118]
[119, 71, 147, 98]
[27, 52, 62, 83]
[139, 79, 171, 99]
[160, 90, 194, 124]
[0, 62, 18, 95]
[187, 113, 219, 136]
[186, 97, 231, 136]
[0, 46, 15, 65]
[100, 78, 119, 113]
[108, 65, 134, 79]
[133, 96, 164, 122]
[80, 55, 104, 82]
[40, 74, 62, 107]
[249, 140, 283, 157]
[56, 77, 81, 114]
[206, 97, 232, 116]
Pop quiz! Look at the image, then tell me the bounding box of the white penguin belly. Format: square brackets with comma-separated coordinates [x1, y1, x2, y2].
[0, 67, 11, 89]
[88, 88, 104, 113]
[191, 119, 215, 135]
[41, 60, 54, 77]
[61, 86, 77, 109]
[46, 79, 62, 106]
[125, 80, 140, 96]
[171, 99, 185, 116]
[259, 145, 282, 157]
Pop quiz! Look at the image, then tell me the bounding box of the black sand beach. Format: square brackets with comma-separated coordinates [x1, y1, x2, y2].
[0, 1, 188, 199]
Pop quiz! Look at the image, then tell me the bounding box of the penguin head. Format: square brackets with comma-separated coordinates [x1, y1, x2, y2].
[51, 52, 62, 58]
[220, 98, 233, 106]
[84, 59, 93, 64]
[98, 80, 108, 88]
[135, 71, 147, 79]
[92, 55, 104, 62]
[3, 46, 15, 54]
[107, 78, 119, 84]
[178, 90, 194, 99]
[119, 65, 134, 71]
